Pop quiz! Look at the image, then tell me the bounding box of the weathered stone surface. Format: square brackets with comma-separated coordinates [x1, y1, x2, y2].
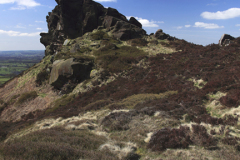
[40, 0, 146, 55]
[219, 34, 235, 46]
[49, 58, 93, 89]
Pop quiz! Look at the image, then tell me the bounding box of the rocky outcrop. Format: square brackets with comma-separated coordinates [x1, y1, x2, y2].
[111, 21, 146, 40]
[49, 58, 93, 89]
[154, 29, 173, 40]
[40, 0, 146, 56]
[219, 34, 235, 46]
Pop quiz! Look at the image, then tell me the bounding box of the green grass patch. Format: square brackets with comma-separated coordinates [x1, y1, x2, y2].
[0, 77, 10, 83]
[38, 93, 47, 98]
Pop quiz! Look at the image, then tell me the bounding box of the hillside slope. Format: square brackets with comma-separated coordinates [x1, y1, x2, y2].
[1, 0, 240, 159]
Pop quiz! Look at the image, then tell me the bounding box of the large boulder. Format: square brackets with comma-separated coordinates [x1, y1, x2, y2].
[40, 0, 146, 55]
[219, 34, 235, 46]
[112, 21, 146, 40]
[154, 29, 173, 40]
[49, 58, 93, 89]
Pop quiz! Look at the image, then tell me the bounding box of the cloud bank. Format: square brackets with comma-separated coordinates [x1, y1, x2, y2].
[0, 0, 40, 10]
[0, 29, 40, 36]
[127, 16, 164, 28]
[201, 8, 240, 20]
[194, 22, 224, 29]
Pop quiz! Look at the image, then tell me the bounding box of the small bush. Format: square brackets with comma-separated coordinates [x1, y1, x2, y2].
[148, 126, 191, 151]
[15, 91, 38, 106]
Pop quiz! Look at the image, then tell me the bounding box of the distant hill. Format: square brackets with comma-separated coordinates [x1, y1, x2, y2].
[0, 50, 45, 57]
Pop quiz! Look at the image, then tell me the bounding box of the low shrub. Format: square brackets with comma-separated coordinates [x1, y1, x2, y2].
[191, 125, 217, 148]
[0, 127, 118, 160]
[148, 125, 217, 152]
[148, 126, 191, 151]
[15, 91, 38, 106]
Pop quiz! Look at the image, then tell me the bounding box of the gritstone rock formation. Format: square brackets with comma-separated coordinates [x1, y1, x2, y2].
[154, 29, 174, 40]
[40, 0, 146, 56]
[219, 34, 235, 46]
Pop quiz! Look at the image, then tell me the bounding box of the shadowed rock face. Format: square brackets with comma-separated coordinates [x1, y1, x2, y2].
[40, 0, 146, 56]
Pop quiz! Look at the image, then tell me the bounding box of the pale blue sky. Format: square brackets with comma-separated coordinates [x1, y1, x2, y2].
[0, 0, 240, 50]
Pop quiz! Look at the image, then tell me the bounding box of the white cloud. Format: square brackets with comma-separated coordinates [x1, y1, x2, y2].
[35, 21, 44, 23]
[176, 26, 183, 29]
[15, 24, 26, 28]
[94, 0, 117, 2]
[0, 0, 40, 9]
[36, 28, 42, 30]
[236, 24, 240, 27]
[0, 29, 40, 36]
[207, 3, 217, 6]
[126, 16, 164, 28]
[10, 5, 25, 10]
[0, 0, 15, 4]
[185, 25, 191, 28]
[194, 22, 224, 29]
[201, 8, 240, 19]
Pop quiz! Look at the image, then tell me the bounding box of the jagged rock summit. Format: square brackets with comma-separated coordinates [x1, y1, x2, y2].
[40, 0, 146, 55]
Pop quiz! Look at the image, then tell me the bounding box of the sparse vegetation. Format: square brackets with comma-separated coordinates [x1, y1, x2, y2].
[15, 91, 38, 106]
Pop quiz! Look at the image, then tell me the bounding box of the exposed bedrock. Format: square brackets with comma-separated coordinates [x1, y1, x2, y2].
[40, 0, 146, 55]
